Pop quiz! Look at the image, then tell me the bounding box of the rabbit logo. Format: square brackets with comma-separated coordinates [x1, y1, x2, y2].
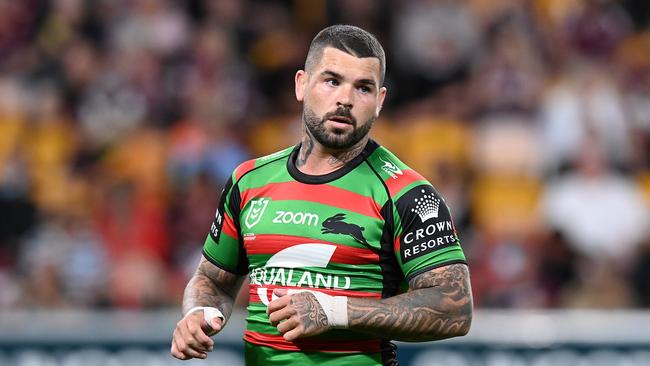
[321, 213, 370, 249]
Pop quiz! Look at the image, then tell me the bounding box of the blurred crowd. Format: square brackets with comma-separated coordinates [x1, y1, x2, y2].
[1, 0, 650, 310]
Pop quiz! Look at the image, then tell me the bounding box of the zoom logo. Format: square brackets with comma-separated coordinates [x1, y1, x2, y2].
[272, 210, 319, 227]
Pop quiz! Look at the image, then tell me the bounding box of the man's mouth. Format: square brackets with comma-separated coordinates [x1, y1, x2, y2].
[327, 115, 353, 125]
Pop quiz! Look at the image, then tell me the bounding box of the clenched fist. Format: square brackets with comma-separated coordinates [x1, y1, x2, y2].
[171, 309, 223, 360]
[267, 289, 335, 341]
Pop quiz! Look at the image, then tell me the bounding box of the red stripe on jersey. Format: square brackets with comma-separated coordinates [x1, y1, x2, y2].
[240, 182, 382, 219]
[393, 236, 400, 253]
[222, 212, 239, 239]
[245, 234, 379, 264]
[384, 169, 427, 197]
[249, 284, 382, 304]
[244, 330, 381, 353]
[234, 159, 257, 181]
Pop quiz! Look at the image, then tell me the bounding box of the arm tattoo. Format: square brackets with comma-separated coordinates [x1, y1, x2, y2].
[182, 257, 244, 323]
[348, 263, 473, 341]
[291, 292, 329, 333]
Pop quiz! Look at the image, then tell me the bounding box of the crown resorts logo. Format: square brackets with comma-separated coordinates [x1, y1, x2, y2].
[380, 158, 403, 179]
[245, 198, 270, 229]
[411, 189, 441, 222]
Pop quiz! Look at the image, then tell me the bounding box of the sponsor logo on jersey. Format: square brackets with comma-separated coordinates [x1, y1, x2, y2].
[403, 234, 457, 260]
[321, 213, 369, 247]
[272, 210, 319, 226]
[397, 186, 458, 263]
[381, 158, 403, 179]
[403, 220, 453, 245]
[210, 207, 223, 239]
[411, 189, 441, 222]
[402, 220, 457, 260]
[245, 198, 270, 229]
[214, 207, 223, 224]
[249, 243, 351, 305]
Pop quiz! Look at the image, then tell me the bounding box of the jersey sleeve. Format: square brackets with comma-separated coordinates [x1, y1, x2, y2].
[202, 176, 249, 275]
[393, 184, 466, 281]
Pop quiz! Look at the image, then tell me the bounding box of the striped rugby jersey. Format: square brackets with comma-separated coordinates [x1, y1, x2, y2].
[203, 139, 466, 366]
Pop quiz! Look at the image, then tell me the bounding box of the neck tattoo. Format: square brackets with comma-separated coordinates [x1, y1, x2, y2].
[327, 143, 365, 167]
[296, 135, 314, 168]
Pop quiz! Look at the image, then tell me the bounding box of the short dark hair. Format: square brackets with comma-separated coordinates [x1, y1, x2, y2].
[305, 25, 386, 85]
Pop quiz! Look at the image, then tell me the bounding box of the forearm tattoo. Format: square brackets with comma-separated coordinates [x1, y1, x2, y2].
[292, 292, 329, 333]
[348, 264, 473, 341]
[182, 258, 243, 322]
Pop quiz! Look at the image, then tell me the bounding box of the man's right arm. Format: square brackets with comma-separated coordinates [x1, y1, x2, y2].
[171, 258, 244, 360]
[183, 257, 245, 319]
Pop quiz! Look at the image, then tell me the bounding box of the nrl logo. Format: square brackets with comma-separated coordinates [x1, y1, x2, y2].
[381, 158, 403, 179]
[245, 198, 270, 229]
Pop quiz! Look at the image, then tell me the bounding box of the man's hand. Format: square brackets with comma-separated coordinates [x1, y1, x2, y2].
[267, 289, 331, 341]
[171, 310, 222, 360]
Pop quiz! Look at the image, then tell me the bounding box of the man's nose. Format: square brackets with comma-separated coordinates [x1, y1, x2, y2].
[336, 85, 354, 109]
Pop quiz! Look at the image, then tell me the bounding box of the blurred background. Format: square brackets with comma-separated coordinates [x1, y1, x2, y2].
[1, 0, 650, 365]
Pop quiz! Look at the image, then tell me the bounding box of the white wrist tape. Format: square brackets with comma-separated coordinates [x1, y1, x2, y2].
[309, 291, 349, 329]
[185, 306, 224, 324]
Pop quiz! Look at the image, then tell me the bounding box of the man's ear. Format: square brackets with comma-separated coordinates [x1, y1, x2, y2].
[295, 70, 307, 102]
[376, 86, 387, 117]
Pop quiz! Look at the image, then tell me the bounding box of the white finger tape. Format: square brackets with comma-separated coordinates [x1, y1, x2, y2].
[185, 306, 224, 323]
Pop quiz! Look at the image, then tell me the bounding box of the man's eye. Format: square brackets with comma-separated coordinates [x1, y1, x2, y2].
[359, 86, 371, 93]
[326, 79, 339, 86]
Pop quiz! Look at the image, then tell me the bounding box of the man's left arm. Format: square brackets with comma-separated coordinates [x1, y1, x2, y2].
[348, 263, 472, 341]
[268, 262, 472, 341]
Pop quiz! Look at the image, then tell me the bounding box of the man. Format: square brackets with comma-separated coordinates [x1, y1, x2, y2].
[171, 24, 472, 365]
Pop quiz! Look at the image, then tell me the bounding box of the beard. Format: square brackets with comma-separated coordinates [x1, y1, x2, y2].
[303, 105, 375, 150]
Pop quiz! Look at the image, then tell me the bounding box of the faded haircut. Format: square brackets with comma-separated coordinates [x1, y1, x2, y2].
[304, 24, 386, 85]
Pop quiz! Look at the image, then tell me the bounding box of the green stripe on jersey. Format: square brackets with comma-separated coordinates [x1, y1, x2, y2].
[245, 343, 382, 366]
[398, 245, 466, 280]
[325, 164, 389, 205]
[239, 159, 293, 188]
[203, 234, 241, 272]
[254, 146, 295, 165]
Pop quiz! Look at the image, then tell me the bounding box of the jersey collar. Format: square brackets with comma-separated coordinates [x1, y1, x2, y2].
[287, 139, 379, 184]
